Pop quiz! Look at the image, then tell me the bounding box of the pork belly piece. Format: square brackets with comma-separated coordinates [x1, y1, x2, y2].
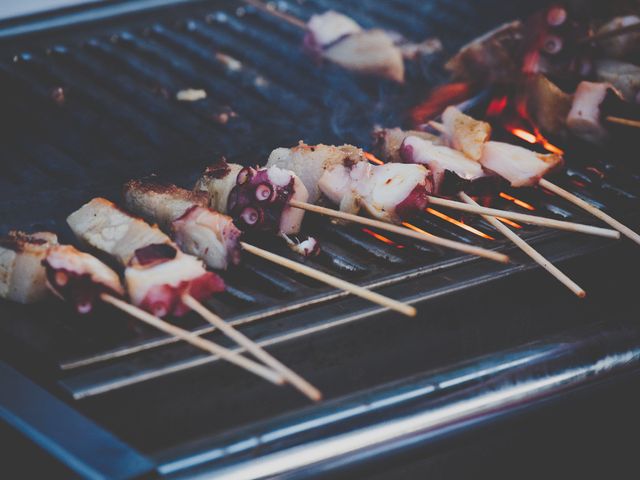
[479, 141, 563, 187]
[597, 15, 640, 59]
[305, 11, 405, 83]
[124, 180, 241, 270]
[68, 198, 224, 316]
[445, 20, 525, 85]
[441, 106, 492, 161]
[567, 81, 616, 144]
[0, 231, 58, 304]
[126, 245, 224, 317]
[400, 136, 487, 194]
[373, 128, 439, 164]
[196, 160, 309, 235]
[44, 245, 124, 314]
[67, 198, 172, 265]
[595, 60, 640, 104]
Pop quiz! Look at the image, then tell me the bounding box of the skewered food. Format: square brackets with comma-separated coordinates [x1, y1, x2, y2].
[195, 160, 308, 235]
[373, 128, 438, 164]
[595, 60, 640, 103]
[68, 198, 224, 317]
[304, 10, 405, 83]
[124, 179, 241, 270]
[0, 231, 58, 303]
[440, 106, 492, 161]
[566, 81, 618, 144]
[267, 142, 431, 223]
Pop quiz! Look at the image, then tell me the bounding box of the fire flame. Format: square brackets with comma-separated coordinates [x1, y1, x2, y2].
[364, 152, 384, 165]
[361, 228, 405, 248]
[401, 222, 434, 237]
[499, 192, 535, 211]
[426, 208, 495, 240]
[509, 127, 564, 155]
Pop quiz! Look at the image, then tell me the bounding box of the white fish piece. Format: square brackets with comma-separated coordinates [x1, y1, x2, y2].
[0, 231, 58, 304]
[441, 106, 492, 161]
[401, 136, 486, 191]
[67, 198, 172, 266]
[194, 162, 244, 215]
[373, 127, 439, 164]
[567, 81, 613, 144]
[479, 141, 563, 187]
[306, 10, 362, 48]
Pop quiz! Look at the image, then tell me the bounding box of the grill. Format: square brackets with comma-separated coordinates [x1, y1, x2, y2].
[1, 1, 639, 478]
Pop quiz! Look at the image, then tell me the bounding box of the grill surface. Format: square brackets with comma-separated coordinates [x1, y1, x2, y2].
[0, 0, 639, 475]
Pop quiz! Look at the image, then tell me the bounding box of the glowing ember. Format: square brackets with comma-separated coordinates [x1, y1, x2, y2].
[426, 208, 495, 240]
[495, 216, 522, 229]
[364, 152, 384, 165]
[362, 228, 405, 248]
[486, 96, 508, 117]
[499, 192, 535, 211]
[401, 222, 435, 238]
[508, 126, 564, 155]
[410, 82, 472, 125]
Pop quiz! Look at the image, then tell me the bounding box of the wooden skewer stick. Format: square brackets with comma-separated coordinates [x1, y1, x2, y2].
[606, 116, 640, 129]
[578, 22, 640, 45]
[100, 293, 284, 386]
[538, 178, 640, 246]
[459, 192, 586, 298]
[240, 242, 417, 317]
[242, 0, 307, 30]
[287, 201, 510, 264]
[427, 197, 620, 239]
[182, 294, 322, 401]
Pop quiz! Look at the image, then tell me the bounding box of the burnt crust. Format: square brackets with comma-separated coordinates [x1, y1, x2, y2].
[202, 157, 232, 179]
[124, 179, 209, 206]
[0, 231, 55, 253]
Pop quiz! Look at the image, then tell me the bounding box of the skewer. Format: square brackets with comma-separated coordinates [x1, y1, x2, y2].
[538, 178, 640, 246]
[242, 0, 307, 30]
[578, 22, 640, 45]
[459, 193, 586, 297]
[426, 197, 620, 239]
[287, 201, 510, 264]
[240, 242, 418, 316]
[100, 293, 284, 385]
[606, 116, 640, 129]
[182, 294, 322, 401]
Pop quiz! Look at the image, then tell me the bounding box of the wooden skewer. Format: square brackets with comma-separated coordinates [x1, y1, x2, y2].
[287, 200, 510, 264]
[538, 178, 640, 246]
[240, 242, 417, 317]
[578, 22, 640, 45]
[606, 116, 640, 129]
[100, 293, 284, 386]
[182, 294, 322, 401]
[242, 0, 307, 30]
[426, 197, 620, 239]
[459, 193, 586, 298]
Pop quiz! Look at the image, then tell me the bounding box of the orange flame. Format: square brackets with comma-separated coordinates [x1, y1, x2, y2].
[508, 126, 564, 155]
[361, 228, 405, 248]
[495, 216, 522, 229]
[401, 222, 434, 237]
[499, 192, 535, 211]
[426, 208, 495, 240]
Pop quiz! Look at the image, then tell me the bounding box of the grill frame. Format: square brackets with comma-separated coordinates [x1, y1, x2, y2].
[0, 1, 639, 477]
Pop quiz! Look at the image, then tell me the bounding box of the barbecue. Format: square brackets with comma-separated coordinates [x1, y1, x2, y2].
[1, 1, 639, 478]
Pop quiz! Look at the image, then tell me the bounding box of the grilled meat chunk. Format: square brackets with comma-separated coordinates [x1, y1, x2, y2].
[305, 10, 405, 83]
[595, 60, 640, 104]
[441, 106, 492, 161]
[0, 231, 58, 303]
[67, 198, 172, 266]
[68, 198, 223, 317]
[479, 141, 563, 187]
[373, 128, 439, 164]
[400, 136, 487, 194]
[124, 180, 241, 270]
[567, 81, 615, 144]
[44, 245, 124, 314]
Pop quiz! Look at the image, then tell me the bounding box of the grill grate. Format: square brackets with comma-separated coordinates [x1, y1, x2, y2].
[0, 0, 638, 403]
